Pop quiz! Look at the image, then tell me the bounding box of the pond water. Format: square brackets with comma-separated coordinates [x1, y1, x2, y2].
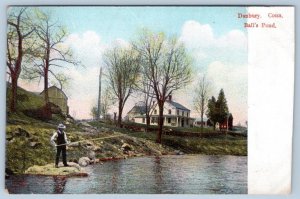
[6, 155, 247, 194]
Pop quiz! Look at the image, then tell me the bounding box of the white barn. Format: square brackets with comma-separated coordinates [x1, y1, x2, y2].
[193, 117, 209, 127]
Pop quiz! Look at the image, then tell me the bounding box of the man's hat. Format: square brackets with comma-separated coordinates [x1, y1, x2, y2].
[57, 123, 66, 129]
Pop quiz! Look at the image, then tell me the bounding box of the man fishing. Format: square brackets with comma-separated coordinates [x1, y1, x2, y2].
[51, 123, 70, 168]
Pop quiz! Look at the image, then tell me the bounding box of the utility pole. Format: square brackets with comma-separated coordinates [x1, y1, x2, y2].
[97, 67, 102, 120]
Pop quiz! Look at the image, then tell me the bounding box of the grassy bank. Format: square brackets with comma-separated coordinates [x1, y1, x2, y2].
[6, 120, 247, 174]
[113, 130, 247, 156]
[89, 121, 247, 156]
[6, 121, 175, 174]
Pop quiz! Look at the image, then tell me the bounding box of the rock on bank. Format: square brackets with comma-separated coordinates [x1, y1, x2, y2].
[25, 162, 88, 177]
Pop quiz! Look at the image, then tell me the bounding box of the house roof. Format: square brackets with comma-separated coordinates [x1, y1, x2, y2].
[166, 100, 190, 111]
[40, 86, 68, 100]
[127, 102, 148, 115]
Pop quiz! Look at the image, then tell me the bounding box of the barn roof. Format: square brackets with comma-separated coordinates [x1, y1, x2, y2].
[194, 117, 209, 122]
[40, 86, 68, 100]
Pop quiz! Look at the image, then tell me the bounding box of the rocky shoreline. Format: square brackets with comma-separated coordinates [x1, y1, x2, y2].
[24, 151, 187, 177]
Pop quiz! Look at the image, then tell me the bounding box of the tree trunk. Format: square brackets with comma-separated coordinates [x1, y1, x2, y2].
[10, 74, 18, 113]
[118, 99, 123, 127]
[114, 112, 117, 124]
[146, 115, 150, 132]
[9, 29, 23, 113]
[43, 67, 52, 119]
[156, 101, 164, 143]
[200, 111, 204, 132]
[44, 68, 49, 105]
[200, 97, 205, 132]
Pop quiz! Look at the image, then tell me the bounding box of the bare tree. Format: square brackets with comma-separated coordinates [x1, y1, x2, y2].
[90, 87, 114, 121]
[137, 73, 155, 131]
[27, 9, 80, 113]
[101, 87, 114, 120]
[6, 8, 35, 112]
[193, 74, 211, 131]
[90, 106, 97, 120]
[104, 45, 140, 127]
[50, 73, 70, 90]
[134, 30, 192, 143]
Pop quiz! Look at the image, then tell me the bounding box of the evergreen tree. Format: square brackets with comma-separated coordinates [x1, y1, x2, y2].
[216, 89, 229, 124]
[206, 89, 230, 129]
[207, 96, 217, 129]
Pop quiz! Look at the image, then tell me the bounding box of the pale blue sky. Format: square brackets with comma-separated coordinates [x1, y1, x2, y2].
[40, 6, 247, 43]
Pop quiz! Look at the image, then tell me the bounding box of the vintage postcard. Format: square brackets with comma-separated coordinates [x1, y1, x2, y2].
[4, 6, 294, 194]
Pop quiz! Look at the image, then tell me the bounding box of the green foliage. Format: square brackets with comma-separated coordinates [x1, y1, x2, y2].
[206, 89, 229, 126]
[104, 45, 141, 99]
[207, 96, 217, 126]
[104, 45, 141, 126]
[134, 29, 193, 143]
[215, 89, 229, 123]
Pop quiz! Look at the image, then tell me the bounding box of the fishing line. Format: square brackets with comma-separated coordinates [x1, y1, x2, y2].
[55, 135, 122, 147]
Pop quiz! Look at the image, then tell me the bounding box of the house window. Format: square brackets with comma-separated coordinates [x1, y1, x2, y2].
[168, 118, 171, 123]
[168, 109, 171, 114]
[177, 110, 179, 115]
[154, 110, 157, 114]
[142, 118, 145, 123]
[187, 112, 189, 117]
[151, 117, 157, 124]
[182, 111, 184, 116]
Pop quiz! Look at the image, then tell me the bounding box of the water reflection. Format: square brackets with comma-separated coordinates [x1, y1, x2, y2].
[110, 160, 122, 193]
[6, 155, 247, 194]
[53, 176, 67, 193]
[153, 156, 163, 193]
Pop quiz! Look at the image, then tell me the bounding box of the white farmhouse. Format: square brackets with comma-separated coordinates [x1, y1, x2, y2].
[127, 96, 193, 127]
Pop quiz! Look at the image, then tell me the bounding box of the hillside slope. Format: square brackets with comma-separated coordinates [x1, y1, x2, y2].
[6, 84, 66, 124]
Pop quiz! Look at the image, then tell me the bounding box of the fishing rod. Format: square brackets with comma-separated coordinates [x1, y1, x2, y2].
[55, 135, 122, 147]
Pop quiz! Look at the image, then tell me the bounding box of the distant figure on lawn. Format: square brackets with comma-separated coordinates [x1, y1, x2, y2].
[51, 123, 70, 168]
